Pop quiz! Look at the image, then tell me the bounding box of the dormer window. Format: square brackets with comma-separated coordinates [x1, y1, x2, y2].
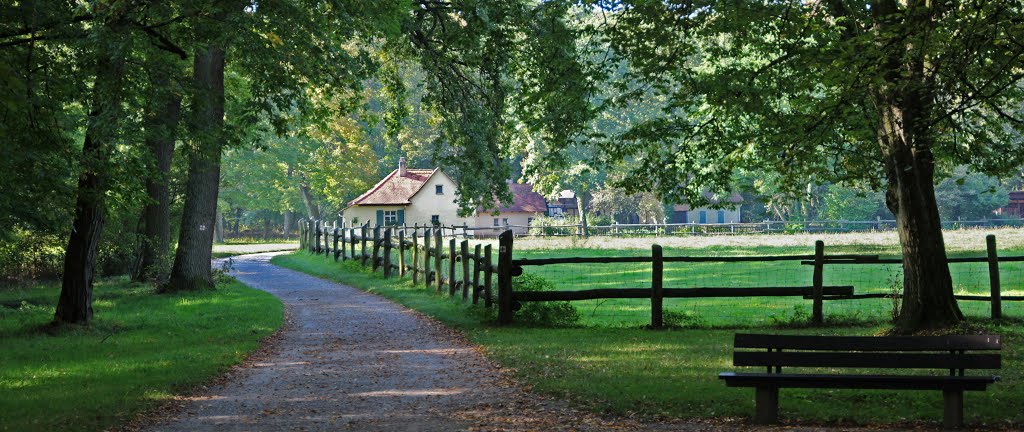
[435, 185, 443, 195]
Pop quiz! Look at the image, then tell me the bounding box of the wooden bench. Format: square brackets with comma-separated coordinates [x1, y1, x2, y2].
[719, 333, 1001, 428]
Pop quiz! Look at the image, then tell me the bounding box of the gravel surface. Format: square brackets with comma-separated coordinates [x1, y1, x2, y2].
[146, 252, 897, 432]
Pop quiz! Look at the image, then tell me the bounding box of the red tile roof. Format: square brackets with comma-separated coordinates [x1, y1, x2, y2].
[348, 168, 437, 206]
[480, 183, 548, 214]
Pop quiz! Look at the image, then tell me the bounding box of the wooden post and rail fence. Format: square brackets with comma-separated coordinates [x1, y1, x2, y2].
[298, 219, 497, 309]
[297, 221, 1020, 328]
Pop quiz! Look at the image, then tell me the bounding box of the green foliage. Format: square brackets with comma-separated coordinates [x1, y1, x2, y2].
[528, 215, 580, 236]
[0, 278, 283, 431]
[935, 167, 1009, 221]
[511, 273, 580, 327]
[821, 186, 887, 221]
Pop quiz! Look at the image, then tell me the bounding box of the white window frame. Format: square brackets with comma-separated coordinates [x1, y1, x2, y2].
[431, 215, 440, 225]
[383, 210, 398, 225]
[435, 184, 444, 195]
[493, 218, 500, 227]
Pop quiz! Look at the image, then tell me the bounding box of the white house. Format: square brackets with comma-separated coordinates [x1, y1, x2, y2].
[342, 158, 471, 228]
[474, 183, 549, 237]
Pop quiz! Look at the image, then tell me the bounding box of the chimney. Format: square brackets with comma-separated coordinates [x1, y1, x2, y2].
[398, 157, 407, 177]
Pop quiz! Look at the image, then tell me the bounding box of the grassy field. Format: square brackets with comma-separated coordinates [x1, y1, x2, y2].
[374, 228, 1024, 327]
[273, 251, 1024, 427]
[0, 278, 284, 432]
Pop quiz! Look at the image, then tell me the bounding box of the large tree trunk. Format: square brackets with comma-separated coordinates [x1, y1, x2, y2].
[165, 44, 226, 292]
[872, 1, 963, 332]
[577, 190, 590, 237]
[136, 74, 181, 282]
[56, 30, 127, 324]
[283, 209, 292, 240]
[299, 175, 321, 220]
[214, 210, 225, 243]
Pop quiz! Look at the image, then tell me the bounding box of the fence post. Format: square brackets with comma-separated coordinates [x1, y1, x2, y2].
[399, 230, 406, 277]
[349, 227, 356, 261]
[424, 228, 432, 286]
[411, 231, 419, 284]
[372, 226, 382, 272]
[498, 230, 514, 325]
[361, 224, 368, 266]
[333, 227, 340, 261]
[448, 238, 457, 296]
[812, 240, 825, 325]
[472, 244, 482, 304]
[651, 244, 664, 329]
[987, 234, 1002, 319]
[340, 227, 347, 261]
[484, 244, 494, 308]
[323, 222, 330, 258]
[461, 240, 470, 300]
[383, 228, 392, 277]
[435, 229, 443, 293]
[298, 220, 305, 250]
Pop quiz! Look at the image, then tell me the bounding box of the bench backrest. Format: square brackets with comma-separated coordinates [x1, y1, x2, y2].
[733, 334, 1001, 375]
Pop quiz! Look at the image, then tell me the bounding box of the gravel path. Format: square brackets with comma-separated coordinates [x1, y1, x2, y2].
[146, 252, 880, 432]
[148, 252, 678, 431]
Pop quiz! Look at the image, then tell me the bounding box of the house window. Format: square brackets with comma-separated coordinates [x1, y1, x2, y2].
[493, 218, 500, 227]
[431, 215, 440, 226]
[528, 217, 534, 225]
[435, 185, 443, 195]
[503, 218, 509, 226]
[384, 210, 398, 225]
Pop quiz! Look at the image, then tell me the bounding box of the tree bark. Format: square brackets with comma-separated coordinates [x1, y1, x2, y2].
[55, 27, 127, 324]
[872, 0, 963, 332]
[283, 209, 292, 240]
[136, 72, 181, 282]
[164, 44, 226, 292]
[577, 190, 590, 237]
[299, 175, 321, 220]
[214, 210, 225, 243]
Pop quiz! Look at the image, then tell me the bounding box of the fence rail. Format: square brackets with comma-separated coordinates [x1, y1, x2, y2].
[499, 232, 1024, 327]
[297, 220, 1023, 328]
[297, 219, 497, 309]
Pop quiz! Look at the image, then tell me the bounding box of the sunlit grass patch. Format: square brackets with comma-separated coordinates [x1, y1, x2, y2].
[0, 278, 283, 432]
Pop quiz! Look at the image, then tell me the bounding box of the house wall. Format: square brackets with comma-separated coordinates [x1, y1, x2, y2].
[671, 206, 742, 224]
[343, 205, 406, 228]
[405, 173, 472, 227]
[343, 172, 472, 228]
[473, 212, 543, 237]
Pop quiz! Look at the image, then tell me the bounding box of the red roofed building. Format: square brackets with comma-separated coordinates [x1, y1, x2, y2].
[341, 158, 471, 228]
[475, 183, 550, 237]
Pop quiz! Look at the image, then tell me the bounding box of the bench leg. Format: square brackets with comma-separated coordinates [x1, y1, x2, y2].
[943, 390, 964, 429]
[754, 385, 779, 424]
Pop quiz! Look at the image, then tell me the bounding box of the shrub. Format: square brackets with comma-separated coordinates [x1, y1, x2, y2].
[512, 272, 579, 327]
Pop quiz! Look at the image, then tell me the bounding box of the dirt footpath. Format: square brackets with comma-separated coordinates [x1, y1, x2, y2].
[147, 252, 893, 432]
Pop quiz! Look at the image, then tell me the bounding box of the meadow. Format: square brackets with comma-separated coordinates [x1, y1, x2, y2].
[0, 278, 284, 431]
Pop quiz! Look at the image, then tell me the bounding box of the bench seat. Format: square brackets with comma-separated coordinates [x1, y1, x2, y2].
[720, 372, 998, 391]
[720, 333, 1001, 427]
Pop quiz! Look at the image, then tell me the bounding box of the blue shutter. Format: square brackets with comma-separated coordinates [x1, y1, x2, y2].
[376, 210, 384, 226]
[699, 211, 707, 224]
[397, 209, 405, 225]
[718, 210, 725, 223]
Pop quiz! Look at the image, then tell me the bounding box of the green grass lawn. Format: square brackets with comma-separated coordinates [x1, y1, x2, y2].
[274, 250, 1024, 427]
[0, 278, 284, 432]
